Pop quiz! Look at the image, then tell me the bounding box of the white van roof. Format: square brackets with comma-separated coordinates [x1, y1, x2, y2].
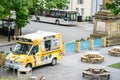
[19, 31, 58, 40]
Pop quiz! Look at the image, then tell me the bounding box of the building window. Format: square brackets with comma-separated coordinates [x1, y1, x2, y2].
[76, 8, 79, 12]
[77, 0, 84, 4]
[81, 8, 84, 15]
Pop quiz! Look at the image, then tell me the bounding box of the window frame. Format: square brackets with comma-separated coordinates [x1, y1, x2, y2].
[77, 0, 84, 4]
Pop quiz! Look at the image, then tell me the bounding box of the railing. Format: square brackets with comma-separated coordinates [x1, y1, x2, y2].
[65, 38, 104, 53]
[0, 65, 8, 78]
[0, 65, 15, 79]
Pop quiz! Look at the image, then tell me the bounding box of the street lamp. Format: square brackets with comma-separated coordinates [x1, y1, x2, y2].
[8, 11, 11, 42]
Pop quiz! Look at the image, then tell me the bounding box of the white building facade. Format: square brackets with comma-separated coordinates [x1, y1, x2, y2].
[67, 0, 103, 21]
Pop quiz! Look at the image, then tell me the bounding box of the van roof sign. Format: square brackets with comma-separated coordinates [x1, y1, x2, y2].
[18, 31, 58, 40]
[16, 37, 32, 42]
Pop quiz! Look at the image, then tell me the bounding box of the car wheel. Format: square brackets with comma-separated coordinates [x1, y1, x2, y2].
[25, 64, 32, 68]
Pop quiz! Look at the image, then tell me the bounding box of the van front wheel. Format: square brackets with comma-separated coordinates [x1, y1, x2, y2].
[25, 63, 32, 68]
[51, 58, 57, 66]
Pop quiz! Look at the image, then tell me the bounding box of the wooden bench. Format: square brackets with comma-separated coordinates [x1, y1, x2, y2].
[81, 55, 89, 63]
[115, 51, 120, 56]
[98, 72, 110, 80]
[82, 70, 94, 80]
[98, 55, 104, 62]
[81, 52, 104, 63]
[108, 49, 120, 56]
[90, 55, 104, 64]
[90, 58, 103, 64]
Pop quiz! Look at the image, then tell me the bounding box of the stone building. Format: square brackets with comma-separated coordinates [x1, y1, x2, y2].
[67, 0, 103, 21]
[91, 0, 120, 46]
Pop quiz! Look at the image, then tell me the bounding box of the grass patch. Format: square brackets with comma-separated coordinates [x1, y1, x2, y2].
[109, 62, 120, 69]
[0, 76, 14, 80]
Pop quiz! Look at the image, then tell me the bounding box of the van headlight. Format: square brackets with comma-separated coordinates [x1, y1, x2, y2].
[5, 59, 10, 63]
[14, 62, 23, 65]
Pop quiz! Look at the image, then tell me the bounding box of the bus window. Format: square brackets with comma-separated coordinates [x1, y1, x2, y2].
[55, 11, 62, 18]
[50, 10, 55, 17]
[62, 12, 67, 21]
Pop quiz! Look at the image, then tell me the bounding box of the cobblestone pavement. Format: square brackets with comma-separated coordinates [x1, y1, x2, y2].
[1, 47, 120, 80]
[31, 47, 120, 80]
[0, 21, 93, 46]
[0, 20, 120, 80]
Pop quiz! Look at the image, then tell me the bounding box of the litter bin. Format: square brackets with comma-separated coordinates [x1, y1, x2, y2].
[77, 16, 82, 22]
[18, 67, 32, 80]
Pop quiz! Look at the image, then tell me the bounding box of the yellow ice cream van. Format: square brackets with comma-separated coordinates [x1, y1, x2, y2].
[5, 31, 64, 69]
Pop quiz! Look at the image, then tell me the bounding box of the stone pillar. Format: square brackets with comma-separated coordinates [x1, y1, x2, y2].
[102, 37, 106, 47]
[90, 38, 94, 50]
[0, 51, 5, 66]
[62, 43, 65, 55]
[76, 41, 80, 53]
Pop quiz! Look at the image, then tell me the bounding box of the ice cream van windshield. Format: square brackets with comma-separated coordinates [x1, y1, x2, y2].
[13, 43, 32, 54]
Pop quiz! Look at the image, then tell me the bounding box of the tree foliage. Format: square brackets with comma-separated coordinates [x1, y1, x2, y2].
[0, 0, 33, 35]
[0, 0, 67, 36]
[31, 0, 68, 15]
[106, 0, 120, 15]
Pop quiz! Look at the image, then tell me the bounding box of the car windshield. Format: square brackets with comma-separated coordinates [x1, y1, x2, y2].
[13, 43, 32, 54]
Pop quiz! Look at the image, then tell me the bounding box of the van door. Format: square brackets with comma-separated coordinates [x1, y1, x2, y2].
[41, 40, 52, 64]
[30, 45, 41, 67]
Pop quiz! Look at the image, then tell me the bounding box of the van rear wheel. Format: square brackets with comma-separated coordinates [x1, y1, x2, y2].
[51, 58, 57, 66]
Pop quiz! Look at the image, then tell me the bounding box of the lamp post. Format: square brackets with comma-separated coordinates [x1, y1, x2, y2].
[8, 11, 11, 42]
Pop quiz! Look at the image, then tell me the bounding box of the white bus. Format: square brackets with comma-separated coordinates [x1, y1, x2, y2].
[36, 10, 78, 25]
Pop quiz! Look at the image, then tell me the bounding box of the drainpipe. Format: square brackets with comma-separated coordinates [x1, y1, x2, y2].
[96, 0, 98, 12]
[71, 0, 73, 10]
[91, 0, 93, 21]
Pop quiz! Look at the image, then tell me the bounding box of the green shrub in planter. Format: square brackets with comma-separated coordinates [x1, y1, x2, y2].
[80, 38, 85, 41]
[75, 39, 80, 42]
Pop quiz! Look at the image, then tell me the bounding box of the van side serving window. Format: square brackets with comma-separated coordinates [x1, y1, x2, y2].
[45, 40, 51, 51]
[41, 38, 60, 52]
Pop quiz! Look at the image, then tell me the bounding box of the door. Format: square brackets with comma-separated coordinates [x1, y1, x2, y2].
[30, 45, 41, 67]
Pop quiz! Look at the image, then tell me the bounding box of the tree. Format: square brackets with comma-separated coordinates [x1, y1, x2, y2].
[55, 0, 68, 9]
[106, 0, 120, 15]
[0, 0, 68, 36]
[0, 0, 33, 36]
